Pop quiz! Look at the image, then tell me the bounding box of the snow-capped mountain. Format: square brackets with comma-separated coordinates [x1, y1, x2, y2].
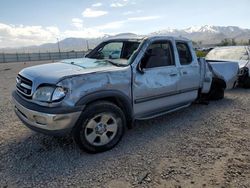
[151, 25, 250, 44]
[2, 25, 250, 53]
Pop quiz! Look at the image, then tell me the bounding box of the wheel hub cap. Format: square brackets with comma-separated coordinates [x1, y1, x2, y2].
[84, 113, 119, 146]
[95, 123, 106, 135]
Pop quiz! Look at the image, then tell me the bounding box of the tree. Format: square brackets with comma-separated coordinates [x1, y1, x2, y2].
[232, 38, 236, 46]
[220, 39, 230, 46]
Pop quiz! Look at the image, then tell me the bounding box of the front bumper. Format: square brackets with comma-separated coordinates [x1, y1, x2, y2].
[12, 91, 82, 136]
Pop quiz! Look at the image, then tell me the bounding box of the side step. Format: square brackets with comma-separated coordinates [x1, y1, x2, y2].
[135, 103, 191, 120]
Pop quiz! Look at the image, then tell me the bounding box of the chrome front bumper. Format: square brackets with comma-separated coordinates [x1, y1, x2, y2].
[12, 92, 82, 135]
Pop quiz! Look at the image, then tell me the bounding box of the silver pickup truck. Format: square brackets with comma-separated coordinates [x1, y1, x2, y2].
[12, 36, 238, 153]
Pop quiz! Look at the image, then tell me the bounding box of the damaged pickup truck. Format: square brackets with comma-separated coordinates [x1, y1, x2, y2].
[12, 36, 238, 153]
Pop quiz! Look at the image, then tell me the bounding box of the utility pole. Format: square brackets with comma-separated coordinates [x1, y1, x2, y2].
[57, 38, 61, 59]
[86, 40, 89, 51]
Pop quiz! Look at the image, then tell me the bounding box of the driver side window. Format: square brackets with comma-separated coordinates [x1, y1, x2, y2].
[141, 40, 175, 69]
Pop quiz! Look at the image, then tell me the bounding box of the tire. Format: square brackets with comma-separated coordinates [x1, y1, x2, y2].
[208, 87, 224, 100]
[72, 101, 126, 153]
[242, 77, 250, 88]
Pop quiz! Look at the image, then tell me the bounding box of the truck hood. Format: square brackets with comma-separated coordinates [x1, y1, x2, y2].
[19, 58, 126, 85]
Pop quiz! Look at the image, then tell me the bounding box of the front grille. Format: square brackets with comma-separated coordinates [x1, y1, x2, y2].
[16, 74, 33, 97]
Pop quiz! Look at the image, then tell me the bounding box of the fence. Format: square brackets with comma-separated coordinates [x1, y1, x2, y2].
[0, 51, 86, 63]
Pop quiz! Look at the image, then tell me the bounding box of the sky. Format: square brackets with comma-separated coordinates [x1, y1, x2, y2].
[0, 0, 249, 48]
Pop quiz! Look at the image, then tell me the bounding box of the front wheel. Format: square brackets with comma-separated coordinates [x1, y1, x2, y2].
[72, 101, 126, 153]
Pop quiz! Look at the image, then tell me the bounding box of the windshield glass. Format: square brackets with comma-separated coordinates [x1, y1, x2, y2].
[87, 40, 141, 66]
[206, 47, 249, 61]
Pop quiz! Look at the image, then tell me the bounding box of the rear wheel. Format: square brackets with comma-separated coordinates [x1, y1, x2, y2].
[208, 86, 224, 100]
[72, 101, 125, 153]
[242, 77, 250, 88]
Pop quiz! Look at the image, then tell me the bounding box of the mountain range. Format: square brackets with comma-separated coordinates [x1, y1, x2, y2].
[150, 25, 250, 45]
[2, 25, 250, 53]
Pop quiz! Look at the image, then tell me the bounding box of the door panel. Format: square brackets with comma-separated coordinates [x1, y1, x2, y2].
[175, 42, 200, 102]
[178, 64, 200, 91]
[133, 66, 180, 116]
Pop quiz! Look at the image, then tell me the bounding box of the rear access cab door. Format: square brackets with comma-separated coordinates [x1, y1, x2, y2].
[174, 41, 200, 101]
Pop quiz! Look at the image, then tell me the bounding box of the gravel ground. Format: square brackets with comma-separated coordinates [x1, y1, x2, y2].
[0, 61, 250, 188]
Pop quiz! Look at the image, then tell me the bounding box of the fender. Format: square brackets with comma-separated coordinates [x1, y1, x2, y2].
[75, 90, 134, 127]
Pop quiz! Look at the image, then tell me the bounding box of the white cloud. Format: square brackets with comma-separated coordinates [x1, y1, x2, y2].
[92, 2, 102, 7]
[72, 18, 83, 29]
[110, 2, 125, 7]
[93, 15, 161, 31]
[110, 0, 132, 8]
[0, 23, 60, 48]
[63, 28, 104, 38]
[95, 20, 126, 30]
[128, 16, 161, 21]
[0, 13, 162, 48]
[82, 8, 108, 18]
[122, 11, 133, 15]
[0, 22, 107, 48]
[123, 10, 142, 15]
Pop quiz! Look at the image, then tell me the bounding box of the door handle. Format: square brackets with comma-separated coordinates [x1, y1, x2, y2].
[182, 71, 188, 75]
[170, 73, 177, 76]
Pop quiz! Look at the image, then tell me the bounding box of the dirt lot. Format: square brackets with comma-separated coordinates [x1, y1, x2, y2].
[0, 61, 250, 188]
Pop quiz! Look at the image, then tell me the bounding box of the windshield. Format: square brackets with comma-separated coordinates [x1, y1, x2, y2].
[86, 40, 141, 66]
[206, 47, 249, 61]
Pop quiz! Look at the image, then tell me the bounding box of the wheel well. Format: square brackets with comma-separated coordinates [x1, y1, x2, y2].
[85, 97, 133, 129]
[212, 77, 226, 89]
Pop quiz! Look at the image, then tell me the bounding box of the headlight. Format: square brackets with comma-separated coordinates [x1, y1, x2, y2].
[33, 86, 67, 102]
[52, 87, 67, 101]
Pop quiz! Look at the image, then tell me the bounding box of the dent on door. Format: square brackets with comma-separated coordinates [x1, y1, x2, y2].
[133, 67, 178, 100]
[133, 66, 180, 115]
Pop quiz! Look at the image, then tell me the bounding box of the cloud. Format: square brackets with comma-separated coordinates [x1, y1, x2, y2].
[63, 28, 104, 39]
[95, 21, 126, 30]
[92, 3, 102, 7]
[0, 22, 107, 48]
[82, 8, 108, 18]
[72, 18, 83, 29]
[110, 0, 132, 8]
[0, 23, 60, 48]
[122, 10, 142, 15]
[127, 16, 161, 21]
[122, 11, 133, 15]
[94, 15, 161, 31]
[0, 13, 161, 48]
[110, 2, 125, 7]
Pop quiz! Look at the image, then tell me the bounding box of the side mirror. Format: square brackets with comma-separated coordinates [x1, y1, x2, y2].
[137, 49, 151, 74]
[137, 61, 145, 74]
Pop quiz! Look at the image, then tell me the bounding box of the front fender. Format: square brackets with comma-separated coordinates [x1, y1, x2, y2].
[75, 90, 134, 127]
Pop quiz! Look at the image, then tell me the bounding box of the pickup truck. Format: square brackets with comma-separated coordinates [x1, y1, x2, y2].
[206, 46, 250, 88]
[12, 36, 238, 153]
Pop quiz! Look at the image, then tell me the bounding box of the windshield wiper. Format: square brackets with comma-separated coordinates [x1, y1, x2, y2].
[102, 59, 126, 67]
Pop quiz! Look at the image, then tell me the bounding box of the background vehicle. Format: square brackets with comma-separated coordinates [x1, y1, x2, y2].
[12, 36, 238, 153]
[206, 46, 250, 88]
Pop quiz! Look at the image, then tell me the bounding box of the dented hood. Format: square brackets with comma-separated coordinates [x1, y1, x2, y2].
[19, 58, 125, 85]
